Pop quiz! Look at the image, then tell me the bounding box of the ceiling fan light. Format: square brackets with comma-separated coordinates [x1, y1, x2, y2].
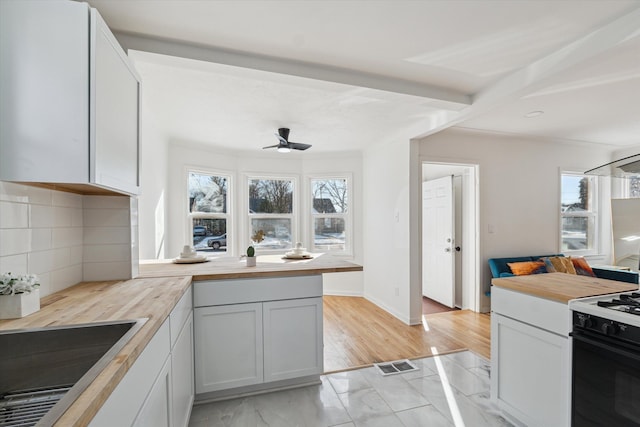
[277, 146, 291, 153]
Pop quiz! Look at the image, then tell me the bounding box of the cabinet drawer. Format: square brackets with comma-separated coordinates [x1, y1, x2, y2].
[194, 275, 322, 307]
[492, 286, 570, 336]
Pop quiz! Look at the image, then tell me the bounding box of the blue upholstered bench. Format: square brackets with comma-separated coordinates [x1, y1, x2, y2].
[488, 254, 639, 284]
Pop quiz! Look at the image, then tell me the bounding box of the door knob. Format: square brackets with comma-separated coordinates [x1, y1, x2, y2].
[455, 246, 461, 252]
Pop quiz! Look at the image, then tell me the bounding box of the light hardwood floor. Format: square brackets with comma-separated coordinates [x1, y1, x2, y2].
[323, 295, 490, 373]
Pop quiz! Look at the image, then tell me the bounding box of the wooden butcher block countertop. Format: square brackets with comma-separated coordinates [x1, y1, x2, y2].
[0, 276, 192, 427]
[492, 272, 639, 304]
[138, 253, 363, 280]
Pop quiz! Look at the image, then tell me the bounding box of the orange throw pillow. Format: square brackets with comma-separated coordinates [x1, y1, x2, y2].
[507, 261, 546, 276]
[572, 257, 596, 277]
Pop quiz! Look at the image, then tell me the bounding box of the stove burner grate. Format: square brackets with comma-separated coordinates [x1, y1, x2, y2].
[596, 292, 640, 315]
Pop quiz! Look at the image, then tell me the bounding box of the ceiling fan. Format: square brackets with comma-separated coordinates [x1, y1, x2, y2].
[263, 128, 311, 153]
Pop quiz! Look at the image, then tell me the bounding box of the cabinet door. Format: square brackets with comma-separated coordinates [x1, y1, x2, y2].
[172, 313, 194, 427]
[90, 9, 140, 195]
[491, 313, 570, 427]
[263, 297, 323, 382]
[194, 303, 263, 393]
[0, 0, 90, 183]
[134, 356, 172, 427]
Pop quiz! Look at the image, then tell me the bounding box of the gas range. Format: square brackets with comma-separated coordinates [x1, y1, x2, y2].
[570, 291, 640, 328]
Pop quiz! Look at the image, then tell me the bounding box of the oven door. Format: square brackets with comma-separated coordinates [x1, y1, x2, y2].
[572, 330, 640, 427]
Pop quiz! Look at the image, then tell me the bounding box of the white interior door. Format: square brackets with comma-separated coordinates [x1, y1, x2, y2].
[422, 175, 455, 307]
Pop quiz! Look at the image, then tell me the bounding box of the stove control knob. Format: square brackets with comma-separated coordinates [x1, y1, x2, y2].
[578, 316, 593, 328]
[601, 322, 619, 336]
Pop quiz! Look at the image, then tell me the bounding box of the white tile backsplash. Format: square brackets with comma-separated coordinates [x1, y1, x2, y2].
[0, 229, 32, 256]
[0, 201, 29, 228]
[0, 254, 28, 275]
[84, 244, 131, 263]
[30, 204, 54, 228]
[83, 227, 130, 245]
[83, 209, 131, 227]
[52, 227, 83, 249]
[52, 191, 82, 208]
[0, 182, 52, 205]
[83, 195, 131, 209]
[0, 183, 138, 298]
[30, 228, 52, 252]
[83, 261, 132, 281]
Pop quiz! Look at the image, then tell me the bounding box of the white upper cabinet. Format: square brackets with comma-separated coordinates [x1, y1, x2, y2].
[0, 0, 141, 195]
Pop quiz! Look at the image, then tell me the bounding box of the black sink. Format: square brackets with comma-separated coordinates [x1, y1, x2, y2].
[0, 318, 147, 427]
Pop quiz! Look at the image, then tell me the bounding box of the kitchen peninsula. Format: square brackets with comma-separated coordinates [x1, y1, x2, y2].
[0, 254, 362, 427]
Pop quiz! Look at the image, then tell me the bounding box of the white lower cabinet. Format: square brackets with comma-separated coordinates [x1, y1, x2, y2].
[491, 286, 571, 427]
[135, 356, 172, 427]
[263, 298, 323, 383]
[90, 287, 194, 426]
[194, 275, 323, 396]
[195, 303, 264, 393]
[171, 313, 195, 427]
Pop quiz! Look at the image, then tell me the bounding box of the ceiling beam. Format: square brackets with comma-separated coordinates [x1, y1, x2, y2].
[114, 31, 471, 111]
[412, 5, 640, 140]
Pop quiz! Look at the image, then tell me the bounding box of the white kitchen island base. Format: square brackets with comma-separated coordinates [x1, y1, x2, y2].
[193, 275, 324, 401]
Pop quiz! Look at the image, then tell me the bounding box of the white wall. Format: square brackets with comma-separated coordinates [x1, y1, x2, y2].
[417, 128, 614, 311]
[362, 139, 413, 323]
[138, 105, 168, 259]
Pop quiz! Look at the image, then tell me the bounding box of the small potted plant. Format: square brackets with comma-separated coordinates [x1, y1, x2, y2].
[0, 272, 41, 319]
[245, 230, 265, 267]
[246, 245, 257, 267]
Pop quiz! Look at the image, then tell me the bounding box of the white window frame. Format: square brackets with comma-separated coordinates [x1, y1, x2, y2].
[245, 173, 298, 254]
[186, 167, 233, 256]
[307, 174, 352, 256]
[560, 171, 599, 256]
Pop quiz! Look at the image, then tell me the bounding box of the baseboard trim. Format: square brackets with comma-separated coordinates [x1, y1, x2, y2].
[364, 293, 411, 325]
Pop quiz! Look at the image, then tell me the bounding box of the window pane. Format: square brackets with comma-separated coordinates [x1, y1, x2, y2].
[561, 216, 594, 251]
[250, 219, 292, 250]
[189, 172, 227, 213]
[249, 179, 293, 213]
[312, 179, 347, 213]
[561, 175, 591, 212]
[192, 218, 227, 252]
[314, 217, 345, 251]
[630, 176, 640, 198]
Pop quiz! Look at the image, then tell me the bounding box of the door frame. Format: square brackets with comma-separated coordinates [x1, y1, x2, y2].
[420, 161, 480, 313]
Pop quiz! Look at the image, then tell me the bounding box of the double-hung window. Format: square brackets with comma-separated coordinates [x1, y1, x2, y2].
[560, 172, 598, 255]
[310, 176, 350, 254]
[248, 177, 294, 251]
[188, 170, 230, 253]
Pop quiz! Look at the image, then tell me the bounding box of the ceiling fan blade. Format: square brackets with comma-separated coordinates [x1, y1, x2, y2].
[288, 142, 312, 151]
[275, 133, 288, 145]
[262, 144, 280, 149]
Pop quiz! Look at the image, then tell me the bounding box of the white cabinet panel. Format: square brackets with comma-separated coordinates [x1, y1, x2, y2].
[171, 314, 194, 427]
[90, 320, 170, 427]
[263, 298, 323, 382]
[492, 314, 570, 427]
[0, 0, 89, 183]
[91, 9, 140, 195]
[0, 0, 140, 195]
[491, 286, 572, 427]
[134, 355, 172, 427]
[194, 303, 263, 393]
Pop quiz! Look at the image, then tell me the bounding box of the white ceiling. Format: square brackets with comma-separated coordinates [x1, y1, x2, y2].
[88, 0, 640, 154]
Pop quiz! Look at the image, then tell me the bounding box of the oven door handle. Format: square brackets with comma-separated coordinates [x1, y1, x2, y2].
[571, 331, 640, 362]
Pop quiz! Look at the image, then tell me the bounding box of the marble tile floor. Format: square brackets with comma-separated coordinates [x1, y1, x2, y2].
[188, 350, 513, 427]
